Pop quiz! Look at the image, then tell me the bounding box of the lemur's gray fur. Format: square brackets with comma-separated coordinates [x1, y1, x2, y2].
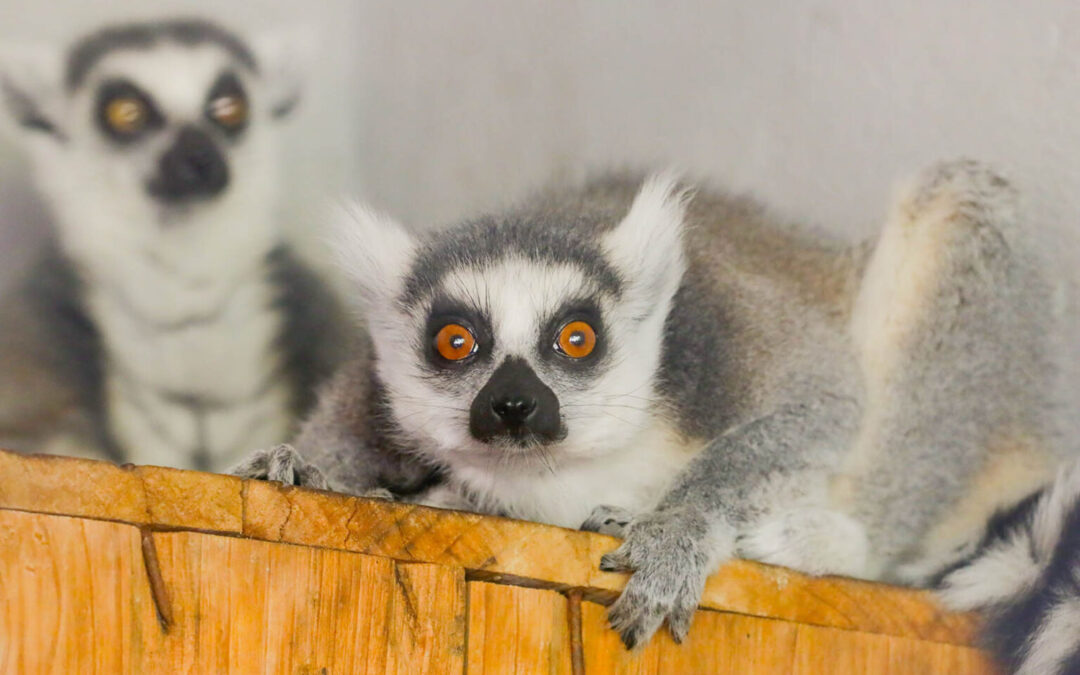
[235, 160, 1080, 672]
[0, 19, 347, 470]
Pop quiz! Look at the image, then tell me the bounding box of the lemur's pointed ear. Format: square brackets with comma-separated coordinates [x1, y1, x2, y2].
[0, 43, 67, 141]
[333, 202, 417, 311]
[603, 172, 691, 317]
[250, 26, 315, 121]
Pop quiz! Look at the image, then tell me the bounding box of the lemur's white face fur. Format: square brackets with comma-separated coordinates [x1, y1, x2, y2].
[1, 20, 302, 312]
[337, 176, 688, 481]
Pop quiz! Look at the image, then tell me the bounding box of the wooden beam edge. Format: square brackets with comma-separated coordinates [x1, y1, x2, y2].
[0, 449, 980, 646]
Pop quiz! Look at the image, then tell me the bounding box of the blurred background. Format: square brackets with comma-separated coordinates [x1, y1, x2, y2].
[3, 0, 1080, 280]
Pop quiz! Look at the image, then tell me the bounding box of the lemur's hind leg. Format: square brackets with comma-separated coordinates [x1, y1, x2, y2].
[837, 159, 1059, 583]
[736, 507, 870, 578]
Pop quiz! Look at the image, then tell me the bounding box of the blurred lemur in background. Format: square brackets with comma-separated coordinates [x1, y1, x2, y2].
[0, 19, 346, 470]
[238, 159, 1080, 674]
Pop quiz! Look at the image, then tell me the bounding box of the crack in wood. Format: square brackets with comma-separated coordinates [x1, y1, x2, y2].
[567, 589, 585, 675]
[122, 463, 154, 523]
[276, 489, 295, 541]
[342, 500, 364, 548]
[393, 565, 421, 634]
[139, 528, 173, 632]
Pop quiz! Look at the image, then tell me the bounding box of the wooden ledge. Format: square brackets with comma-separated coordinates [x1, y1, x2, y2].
[0, 449, 978, 647]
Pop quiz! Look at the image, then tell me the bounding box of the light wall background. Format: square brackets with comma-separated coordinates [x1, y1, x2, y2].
[2, 1, 1079, 284]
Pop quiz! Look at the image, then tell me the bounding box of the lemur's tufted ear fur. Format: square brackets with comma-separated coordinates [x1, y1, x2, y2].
[250, 26, 316, 120]
[602, 172, 691, 320]
[0, 43, 67, 142]
[332, 202, 418, 313]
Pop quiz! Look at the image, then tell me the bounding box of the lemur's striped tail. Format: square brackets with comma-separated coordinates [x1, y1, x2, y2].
[938, 457, 1080, 675]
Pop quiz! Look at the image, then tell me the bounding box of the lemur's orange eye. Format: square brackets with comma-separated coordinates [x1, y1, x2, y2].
[208, 94, 248, 128]
[435, 323, 477, 361]
[556, 321, 597, 359]
[105, 97, 147, 134]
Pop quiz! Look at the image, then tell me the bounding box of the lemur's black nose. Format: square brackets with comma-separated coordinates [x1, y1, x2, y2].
[148, 126, 229, 202]
[491, 395, 537, 425]
[470, 357, 564, 445]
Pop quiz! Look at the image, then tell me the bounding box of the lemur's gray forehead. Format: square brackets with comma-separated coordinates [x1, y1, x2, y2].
[400, 215, 622, 308]
[65, 19, 257, 91]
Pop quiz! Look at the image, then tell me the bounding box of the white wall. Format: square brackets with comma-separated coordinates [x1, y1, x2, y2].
[3, 1, 1079, 270]
[352, 0, 1080, 258]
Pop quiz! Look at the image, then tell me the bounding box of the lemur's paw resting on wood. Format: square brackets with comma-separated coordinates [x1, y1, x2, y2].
[232, 444, 331, 489]
[581, 504, 634, 537]
[232, 444, 396, 500]
[598, 507, 721, 648]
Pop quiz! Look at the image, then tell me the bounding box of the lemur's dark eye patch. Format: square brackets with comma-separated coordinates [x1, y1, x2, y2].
[540, 303, 606, 370]
[96, 80, 163, 142]
[205, 72, 249, 134]
[424, 298, 493, 372]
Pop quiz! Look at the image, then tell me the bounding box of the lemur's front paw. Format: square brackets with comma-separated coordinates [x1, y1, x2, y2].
[360, 487, 396, 501]
[581, 504, 635, 537]
[230, 444, 330, 490]
[598, 507, 715, 649]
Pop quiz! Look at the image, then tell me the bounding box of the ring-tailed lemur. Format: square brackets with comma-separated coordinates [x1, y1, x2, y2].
[235, 160, 1080, 674]
[0, 19, 347, 471]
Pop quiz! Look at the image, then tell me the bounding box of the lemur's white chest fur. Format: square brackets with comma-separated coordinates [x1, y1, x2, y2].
[89, 260, 290, 469]
[63, 184, 292, 469]
[424, 419, 701, 529]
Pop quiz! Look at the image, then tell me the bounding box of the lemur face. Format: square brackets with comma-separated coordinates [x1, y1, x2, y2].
[1, 20, 301, 256]
[416, 257, 613, 454]
[336, 176, 689, 472]
[79, 45, 253, 206]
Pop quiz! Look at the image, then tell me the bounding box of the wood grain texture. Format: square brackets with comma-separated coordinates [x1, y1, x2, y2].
[0, 508, 467, 674]
[581, 599, 799, 674]
[466, 581, 573, 674]
[149, 530, 466, 674]
[241, 475, 978, 646]
[0, 509, 158, 673]
[0, 449, 979, 647]
[789, 621, 996, 674]
[0, 450, 151, 524]
[134, 465, 242, 531]
[0, 450, 243, 533]
[579, 602, 995, 675]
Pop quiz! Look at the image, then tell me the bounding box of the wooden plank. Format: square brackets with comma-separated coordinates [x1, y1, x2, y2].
[0, 450, 150, 524]
[149, 531, 467, 674]
[580, 599, 798, 674]
[579, 601, 994, 675]
[133, 465, 242, 532]
[696, 560, 978, 648]
[466, 582, 572, 674]
[790, 621, 995, 674]
[242, 477, 978, 646]
[0, 450, 980, 646]
[0, 510, 158, 673]
[0, 450, 243, 533]
[0, 508, 467, 673]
